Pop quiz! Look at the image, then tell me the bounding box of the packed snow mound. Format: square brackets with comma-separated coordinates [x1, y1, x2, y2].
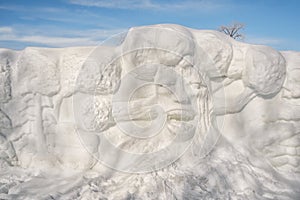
[0, 24, 300, 199]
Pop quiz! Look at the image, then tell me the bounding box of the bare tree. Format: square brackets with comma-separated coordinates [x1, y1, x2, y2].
[218, 23, 245, 40]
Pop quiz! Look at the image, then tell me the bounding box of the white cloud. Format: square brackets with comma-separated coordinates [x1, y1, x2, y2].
[246, 36, 284, 46]
[0, 5, 66, 13]
[0, 27, 13, 34]
[69, 0, 158, 9]
[0, 5, 23, 11]
[0, 34, 96, 47]
[68, 0, 225, 10]
[18, 36, 96, 47]
[0, 26, 127, 48]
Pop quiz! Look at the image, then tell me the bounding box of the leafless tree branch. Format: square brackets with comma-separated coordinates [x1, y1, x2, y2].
[218, 23, 245, 40]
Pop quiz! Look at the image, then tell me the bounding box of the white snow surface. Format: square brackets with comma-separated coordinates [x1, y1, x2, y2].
[0, 24, 299, 199]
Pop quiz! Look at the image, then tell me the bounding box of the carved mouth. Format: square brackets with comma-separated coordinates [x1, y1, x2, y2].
[167, 109, 195, 122]
[166, 109, 196, 141]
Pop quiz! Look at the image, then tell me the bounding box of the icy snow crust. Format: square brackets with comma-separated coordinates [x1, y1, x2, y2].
[0, 24, 299, 199]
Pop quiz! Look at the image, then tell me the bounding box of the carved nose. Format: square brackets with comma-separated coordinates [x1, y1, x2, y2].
[155, 66, 190, 104]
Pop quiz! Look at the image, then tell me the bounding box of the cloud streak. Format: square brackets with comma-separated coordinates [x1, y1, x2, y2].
[246, 36, 284, 46]
[0, 26, 127, 48]
[0, 5, 66, 13]
[68, 0, 226, 11]
[0, 27, 13, 34]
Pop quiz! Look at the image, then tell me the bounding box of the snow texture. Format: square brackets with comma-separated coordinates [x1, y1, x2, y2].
[0, 24, 299, 199]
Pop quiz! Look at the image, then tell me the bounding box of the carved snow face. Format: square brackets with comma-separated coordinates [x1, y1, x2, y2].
[75, 59, 209, 172]
[74, 26, 213, 172]
[108, 63, 199, 151]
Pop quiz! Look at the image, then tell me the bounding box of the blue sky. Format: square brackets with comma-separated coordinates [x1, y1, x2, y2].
[0, 0, 299, 51]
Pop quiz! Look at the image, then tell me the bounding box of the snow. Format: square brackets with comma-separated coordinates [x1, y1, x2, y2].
[0, 24, 299, 199]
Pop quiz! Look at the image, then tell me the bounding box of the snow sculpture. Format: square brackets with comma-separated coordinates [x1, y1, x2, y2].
[0, 24, 299, 199]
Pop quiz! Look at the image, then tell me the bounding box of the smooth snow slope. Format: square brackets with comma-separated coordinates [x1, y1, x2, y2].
[0, 24, 299, 199]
